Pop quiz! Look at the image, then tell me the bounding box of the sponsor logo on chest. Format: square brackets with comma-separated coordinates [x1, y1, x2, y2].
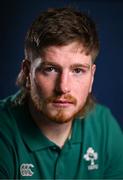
[20, 163, 34, 176]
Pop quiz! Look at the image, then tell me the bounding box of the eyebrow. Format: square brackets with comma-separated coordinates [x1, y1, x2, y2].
[71, 64, 91, 69]
[40, 61, 91, 69]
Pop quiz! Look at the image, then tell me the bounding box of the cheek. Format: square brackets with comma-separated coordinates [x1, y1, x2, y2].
[74, 77, 92, 93]
[73, 78, 92, 103]
[34, 75, 55, 97]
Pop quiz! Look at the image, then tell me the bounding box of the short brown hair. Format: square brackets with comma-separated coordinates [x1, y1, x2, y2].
[25, 8, 99, 62]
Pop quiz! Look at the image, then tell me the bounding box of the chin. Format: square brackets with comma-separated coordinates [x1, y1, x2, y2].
[45, 110, 77, 124]
[49, 116, 72, 124]
[47, 117, 72, 124]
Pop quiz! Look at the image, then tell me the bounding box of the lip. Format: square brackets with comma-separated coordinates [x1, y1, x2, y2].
[52, 100, 73, 107]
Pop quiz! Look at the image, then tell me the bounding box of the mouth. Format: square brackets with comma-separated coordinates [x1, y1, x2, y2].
[52, 99, 73, 108]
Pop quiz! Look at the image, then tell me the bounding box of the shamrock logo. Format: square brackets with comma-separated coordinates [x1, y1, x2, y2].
[83, 147, 98, 168]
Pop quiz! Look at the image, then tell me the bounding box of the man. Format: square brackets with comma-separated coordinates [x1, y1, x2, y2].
[0, 8, 123, 179]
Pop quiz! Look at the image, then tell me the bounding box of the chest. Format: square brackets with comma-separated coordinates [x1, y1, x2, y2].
[16, 142, 104, 179]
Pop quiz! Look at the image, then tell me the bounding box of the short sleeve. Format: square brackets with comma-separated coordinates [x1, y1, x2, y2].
[0, 109, 15, 179]
[0, 131, 14, 179]
[103, 109, 123, 179]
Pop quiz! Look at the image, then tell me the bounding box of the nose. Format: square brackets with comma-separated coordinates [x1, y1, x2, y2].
[55, 71, 71, 94]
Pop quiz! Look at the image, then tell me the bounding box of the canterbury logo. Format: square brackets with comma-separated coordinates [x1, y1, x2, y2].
[20, 163, 34, 176]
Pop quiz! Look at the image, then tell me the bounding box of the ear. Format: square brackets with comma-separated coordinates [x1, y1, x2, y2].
[22, 59, 31, 76]
[89, 64, 96, 93]
[21, 59, 31, 90]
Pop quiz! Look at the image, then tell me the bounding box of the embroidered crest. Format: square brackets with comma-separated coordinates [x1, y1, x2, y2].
[83, 147, 98, 170]
[20, 163, 34, 176]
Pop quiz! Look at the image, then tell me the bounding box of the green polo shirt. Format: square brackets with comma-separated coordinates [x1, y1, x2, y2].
[0, 94, 123, 179]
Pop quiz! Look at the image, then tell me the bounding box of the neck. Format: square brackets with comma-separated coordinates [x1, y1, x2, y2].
[28, 98, 72, 148]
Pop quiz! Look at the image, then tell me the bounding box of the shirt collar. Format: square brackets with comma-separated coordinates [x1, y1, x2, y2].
[69, 117, 83, 144]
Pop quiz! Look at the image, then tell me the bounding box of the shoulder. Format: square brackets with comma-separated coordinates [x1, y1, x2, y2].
[88, 103, 112, 118]
[84, 103, 123, 139]
[0, 95, 14, 127]
[0, 94, 21, 179]
[82, 104, 123, 178]
[0, 94, 17, 125]
[0, 93, 26, 138]
[86, 103, 120, 127]
[0, 93, 27, 173]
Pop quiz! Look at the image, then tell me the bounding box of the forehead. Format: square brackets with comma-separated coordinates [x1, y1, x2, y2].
[32, 42, 92, 68]
[42, 42, 88, 57]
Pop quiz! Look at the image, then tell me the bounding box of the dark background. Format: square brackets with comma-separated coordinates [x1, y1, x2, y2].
[0, 0, 123, 128]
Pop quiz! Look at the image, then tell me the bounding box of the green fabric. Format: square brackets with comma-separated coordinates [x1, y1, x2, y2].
[0, 94, 123, 179]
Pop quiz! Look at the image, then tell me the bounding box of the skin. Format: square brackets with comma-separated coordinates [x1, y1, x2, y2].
[24, 42, 96, 147]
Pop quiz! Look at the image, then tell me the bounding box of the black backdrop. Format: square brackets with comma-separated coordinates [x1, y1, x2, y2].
[0, 0, 123, 128]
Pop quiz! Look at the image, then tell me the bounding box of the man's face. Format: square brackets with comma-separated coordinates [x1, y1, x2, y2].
[29, 42, 96, 123]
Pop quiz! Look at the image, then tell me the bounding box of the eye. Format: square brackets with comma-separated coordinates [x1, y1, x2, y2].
[44, 67, 56, 72]
[42, 66, 59, 74]
[72, 68, 86, 74]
